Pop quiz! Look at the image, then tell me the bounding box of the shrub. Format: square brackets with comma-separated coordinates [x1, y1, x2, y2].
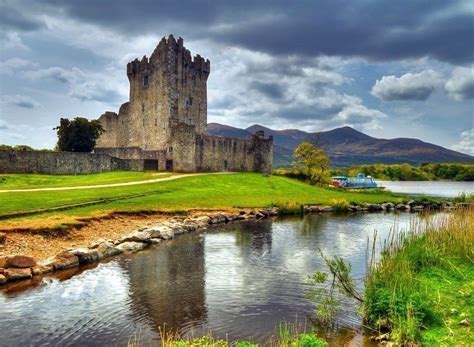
[330, 198, 350, 212]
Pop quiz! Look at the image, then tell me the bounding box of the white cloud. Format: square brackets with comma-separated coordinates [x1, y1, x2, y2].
[0, 31, 28, 50]
[452, 128, 474, 155]
[445, 66, 474, 101]
[371, 70, 443, 101]
[0, 58, 38, 74]
[0, 119, 9, 130]
[25, 66, 127, 104]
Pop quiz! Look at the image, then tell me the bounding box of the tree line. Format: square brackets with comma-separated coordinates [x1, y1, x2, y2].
[331, 163, 474, 181]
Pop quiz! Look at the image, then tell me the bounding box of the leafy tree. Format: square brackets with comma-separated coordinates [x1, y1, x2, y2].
[292, 141, 330, 184]
[0, 144, 13, 151]
[54, 117, 105, 152]
[13, 145, 34, 151]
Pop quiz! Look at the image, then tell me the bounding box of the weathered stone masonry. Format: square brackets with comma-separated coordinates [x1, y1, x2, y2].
[95, 35, 273, 173]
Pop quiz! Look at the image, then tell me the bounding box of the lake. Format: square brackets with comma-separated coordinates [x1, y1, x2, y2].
[378, 180, 474, 197]
[0, 212, 436, 346]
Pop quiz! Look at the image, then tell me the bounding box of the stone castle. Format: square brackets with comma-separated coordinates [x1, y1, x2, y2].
[95, 35, 273, 173]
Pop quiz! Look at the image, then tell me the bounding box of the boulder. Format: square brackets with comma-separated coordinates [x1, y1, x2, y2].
[5, 268, 32, 281]
[194, 216, 211, 226]
[149, 238, 162, 244]
[96, 241, 123, 258]
[367, 204, 382, 212]
[120, 230, 152, 243]
[89, 238, 108, 249]
[395, 204, 407, 211]
[70, 248, 100, 264]
[144, 225, 174, 239]
[0, 232, 6, 244]
[320, 206, 334, 212]
[0, 274, 6, 284]
[0, 267, 4, 274]
[116, 241, 146, 253]
[0, 257, 6, 268]
[51, 252, 79, 270]
[32, 263, 54, 276]
[209, 215, 226, 224]
[412, 205, 424, 211]
[5, 255, 36, 268]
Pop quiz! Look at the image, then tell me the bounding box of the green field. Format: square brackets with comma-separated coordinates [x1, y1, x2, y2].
[0, 172, 404, 226]
[0, 171, 170, 189]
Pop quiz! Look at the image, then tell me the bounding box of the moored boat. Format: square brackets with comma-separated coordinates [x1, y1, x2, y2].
[331, 173, 378, 189]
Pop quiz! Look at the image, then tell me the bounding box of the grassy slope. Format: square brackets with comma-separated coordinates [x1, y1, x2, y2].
[0, 173, 402, 226]
[0, 171, 171, 189]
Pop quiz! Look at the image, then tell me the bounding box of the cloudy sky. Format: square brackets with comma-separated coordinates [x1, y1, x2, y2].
[0, 0, 473, 154]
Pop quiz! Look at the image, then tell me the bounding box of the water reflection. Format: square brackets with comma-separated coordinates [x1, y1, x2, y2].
[126, 234, 207, 336]
[0, 212, 424, 346]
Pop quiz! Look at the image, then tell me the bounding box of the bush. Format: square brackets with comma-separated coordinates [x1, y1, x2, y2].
[296, 333, 326, 347]
[277, 202, 304, 216]
[330, 198, 350, 212]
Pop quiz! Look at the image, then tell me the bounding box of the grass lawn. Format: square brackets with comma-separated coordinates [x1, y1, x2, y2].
[0, 171, 170, 189]
[0, 173, 404, 228]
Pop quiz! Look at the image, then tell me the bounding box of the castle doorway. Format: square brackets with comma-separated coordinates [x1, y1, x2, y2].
[144, 159, 158, 171]
[166, 160, 173, 171]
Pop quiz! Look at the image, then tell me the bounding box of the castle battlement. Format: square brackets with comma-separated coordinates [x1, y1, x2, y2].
[127, 35, 210, 82]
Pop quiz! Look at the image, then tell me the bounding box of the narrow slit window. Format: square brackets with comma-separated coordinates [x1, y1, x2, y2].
[143, 75, 149, 86]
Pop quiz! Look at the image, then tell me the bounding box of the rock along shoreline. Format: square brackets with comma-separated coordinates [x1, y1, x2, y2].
[0, 200, 467, 287]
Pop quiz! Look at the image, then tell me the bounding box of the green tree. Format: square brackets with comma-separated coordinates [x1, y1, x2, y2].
[292, 141, 330, 184]
[54, 117, 105, 152]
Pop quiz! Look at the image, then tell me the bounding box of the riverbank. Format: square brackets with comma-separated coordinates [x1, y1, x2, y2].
[0, 172, 462, 287]
[364, 207, 473, 345]
[0, 199, 464, 287]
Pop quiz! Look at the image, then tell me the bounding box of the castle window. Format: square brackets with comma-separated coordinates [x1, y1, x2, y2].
[143, 75, 149, 86]
[168, 146, 173, 153]
[142, 103, 145, 112]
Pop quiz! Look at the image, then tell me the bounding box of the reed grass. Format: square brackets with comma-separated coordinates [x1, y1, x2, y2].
[364, 207, 474, 344]
[127, 322, 326, 347]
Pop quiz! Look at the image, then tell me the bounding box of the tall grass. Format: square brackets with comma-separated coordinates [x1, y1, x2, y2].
[127, 322, 326, 347]
[364, 207, 473, 344]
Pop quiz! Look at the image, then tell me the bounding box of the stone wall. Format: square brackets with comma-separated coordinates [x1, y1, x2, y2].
[195, 133, 273, 173]
[0, 151, 144, 175]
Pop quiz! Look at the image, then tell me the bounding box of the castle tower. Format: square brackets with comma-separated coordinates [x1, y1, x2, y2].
[97, 35, 210, 151]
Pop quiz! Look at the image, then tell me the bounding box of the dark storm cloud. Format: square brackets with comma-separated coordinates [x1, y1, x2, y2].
[1, 95, 41, 109]
[0, 5, 44, 31]
[25, 0, 474, 64]
[250, 81, 284, 99]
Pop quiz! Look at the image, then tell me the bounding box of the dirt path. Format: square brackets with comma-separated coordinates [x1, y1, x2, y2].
[0, 172, 233, 193]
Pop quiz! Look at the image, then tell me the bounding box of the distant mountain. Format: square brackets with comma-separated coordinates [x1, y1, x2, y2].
[207, 123, 474, 167]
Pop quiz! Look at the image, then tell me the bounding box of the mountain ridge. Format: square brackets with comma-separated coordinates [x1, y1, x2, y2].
[207, 122, 474, 167]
